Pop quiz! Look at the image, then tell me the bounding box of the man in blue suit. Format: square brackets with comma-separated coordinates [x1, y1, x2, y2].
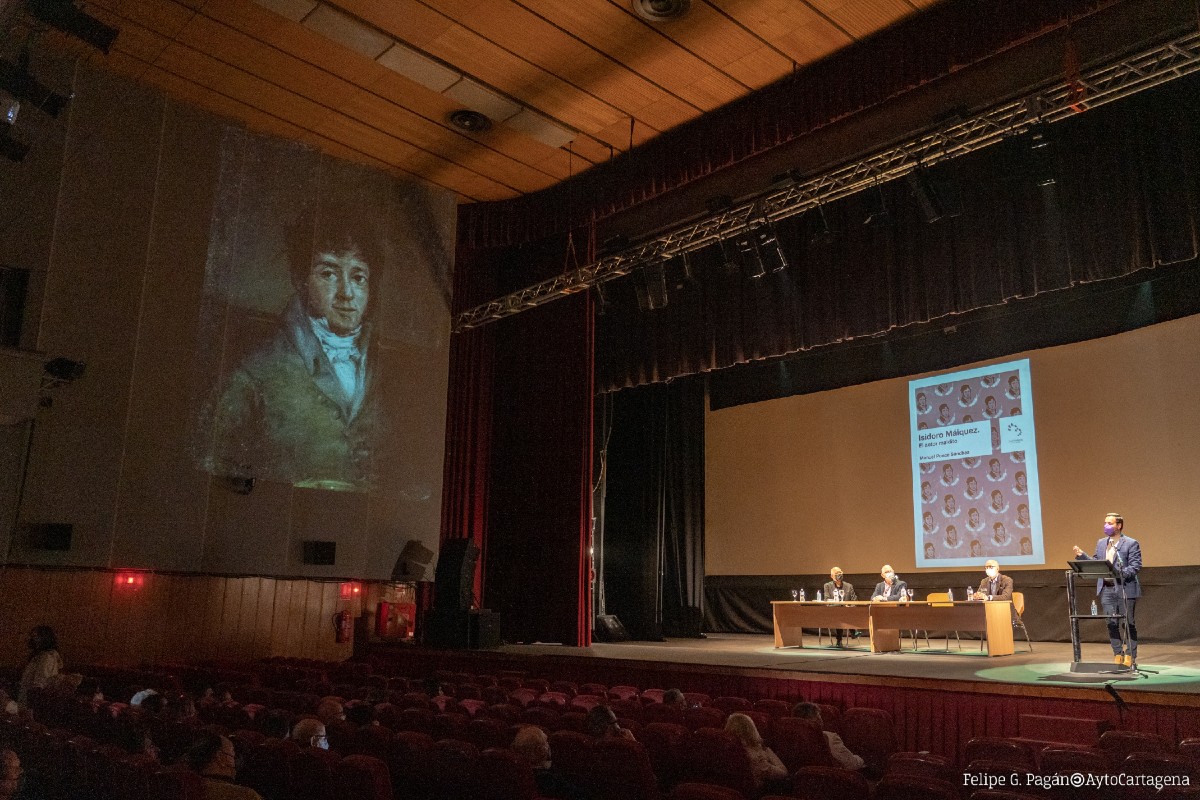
[1073, 512, 1142, 667]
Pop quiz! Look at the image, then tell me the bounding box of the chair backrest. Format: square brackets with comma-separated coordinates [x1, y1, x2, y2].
[926, 591, 952, 606]
[886, 751, 958, 784]
[711, 696, 754, 714]
[1012, 591, 1025, 616]
[792, 765, 873, 799]
[1123, 752, 1200, 780]
[1099, 730, 1175, 758]
[591, 738, 661, 800]
[287, 746, 340, 800]
[839, 707, 897, 773]
[682, 706, 726, 731]
[964, 737, 1035, 770]
[1039, 746, 1107, 775]
[668, 781, 745, 800]
[335, 754, 392, 800]
[473, 748, 538, 800]
[675, 727, 756, 798]
[640, 722, 688, 785]
[771, 717, 837, 772]
[875, 773, 960, 800]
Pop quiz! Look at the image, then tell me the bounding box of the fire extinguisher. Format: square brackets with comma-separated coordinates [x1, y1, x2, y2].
[334, 610, 353, 643]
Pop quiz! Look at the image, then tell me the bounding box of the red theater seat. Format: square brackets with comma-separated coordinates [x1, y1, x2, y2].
[839, 708, 896, 776]
[387, 731, 434, 800]
[591, 737, 662, 800]
[287, 746, 340, 800]
[964, 737, 1036, 770]
[474, 747, 541, 800]
[675, 728, 756, 798]
[1099, 730, 1175, 758]
[752, 699, 793, 719]
[334, 754, 391, 800]
[874, 774, 960, 800]
[682, 706, 726, 731]
[792, 765, 874, 800]
[711, 696, 753, 715]
[771, 716, 837, 772]
[667, 782, 744, 800]
[149, 764, 204, 800]
[641, 722, 688, 788]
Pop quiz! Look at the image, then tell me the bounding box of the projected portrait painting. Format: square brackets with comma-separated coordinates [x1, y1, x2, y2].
[910, 359, 1044, 567]
[193, 133, 451, 496]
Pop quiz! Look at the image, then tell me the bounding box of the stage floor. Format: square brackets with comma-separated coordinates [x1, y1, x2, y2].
[497, 633, 1200, 697]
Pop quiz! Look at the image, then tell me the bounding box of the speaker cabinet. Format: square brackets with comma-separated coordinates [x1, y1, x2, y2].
[392, 539, 436, 581]
[423, 609, 500, 650]
[594, 614, 630, 642]
[433, 538, 479, 611]
[301, 540, 336, 565]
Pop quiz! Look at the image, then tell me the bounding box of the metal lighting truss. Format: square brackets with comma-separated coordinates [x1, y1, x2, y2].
[454, 29, 1200, 333]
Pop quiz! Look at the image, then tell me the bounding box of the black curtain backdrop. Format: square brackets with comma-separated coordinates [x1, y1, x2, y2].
[596, 72, 1200, 392]
[598, 378, 706, 640]
[444, 235, 594, 647]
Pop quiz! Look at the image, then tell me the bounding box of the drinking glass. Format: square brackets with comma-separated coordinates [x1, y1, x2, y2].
[791, 589, 798, 601]
[906, 589, 914, 601]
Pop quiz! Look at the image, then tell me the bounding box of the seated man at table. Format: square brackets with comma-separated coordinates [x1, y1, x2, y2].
[823, 567, 858, 646]
[872, 565, 908, 601]
[972, 559, 1013, 601]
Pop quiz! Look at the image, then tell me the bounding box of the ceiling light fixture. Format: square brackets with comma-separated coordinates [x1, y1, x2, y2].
[631, 0, 691, 22]
[448, 109, 491, 133]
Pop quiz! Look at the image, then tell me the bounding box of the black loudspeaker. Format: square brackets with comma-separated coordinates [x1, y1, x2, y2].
[301, 540, 336, 565]
[593, 614, 630, 642]
[26, 523, 72, 551]
[392, 539, 435, 581]
[423, 609, 500, 649]
[433, 538, 479, 611]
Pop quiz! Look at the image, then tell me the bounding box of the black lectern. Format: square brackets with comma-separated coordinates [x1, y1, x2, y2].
[1065, 560, 1131, 673]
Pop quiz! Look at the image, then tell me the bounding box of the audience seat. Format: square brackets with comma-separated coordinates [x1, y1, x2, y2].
[771, 716, 837, 772]
[1098, 730, 1175, 758]
[287, 746, 340, 800]
[467, 716, 514, 750]
[710, 696, 753, 715]
[609, 686, 641, 701]
[349, 724, 394, 760]
[591, 737, 662, 800]
[474, 747, 541, 800]
[886, 751, 958, 784]
[839, 708, 896, 776]
[667, 782, 744, 800]
[965, 737, 1036, 770]
[675, 727, 756, 798]
[149, 763, 204, 800]
[642, 704, 685, 726]
[1039, 746, 1108, 775]
[682, 706, 726, 731]
[874, 774, 960, 800]
[641, 722, 689, 789]
[334, 754, 392, 800]
[792, 765, 874, 800]
[423, 738, 479, 799]
[386, 730, 434, 800]
[548, 729, 593, 784]
[752, 699, 793, 719]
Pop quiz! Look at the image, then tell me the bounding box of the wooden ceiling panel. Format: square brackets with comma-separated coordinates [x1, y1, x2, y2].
[16, 0, 946, 200]
[517, 0, 746, 110]
[708, 0, 852, 66]
[810, 0, 920, 40]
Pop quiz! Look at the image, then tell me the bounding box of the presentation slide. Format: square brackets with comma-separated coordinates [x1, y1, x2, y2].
[910, 359, 1044, 567]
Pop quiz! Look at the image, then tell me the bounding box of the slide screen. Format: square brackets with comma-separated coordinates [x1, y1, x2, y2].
[910, 359, 1044, 567]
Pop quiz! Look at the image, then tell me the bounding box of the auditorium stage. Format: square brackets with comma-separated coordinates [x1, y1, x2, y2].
[491, 633, 1200, 699]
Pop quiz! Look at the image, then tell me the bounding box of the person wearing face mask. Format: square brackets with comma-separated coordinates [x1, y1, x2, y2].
[972, 560, 1013, 601]
[823, 568, 858, 645]
[872, 565, 908, 601]
[1073, 512, 1142, 667]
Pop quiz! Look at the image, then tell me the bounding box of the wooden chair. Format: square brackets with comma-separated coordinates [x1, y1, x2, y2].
[1012, 591, 1033, 652]
[925, 592, 961, 650]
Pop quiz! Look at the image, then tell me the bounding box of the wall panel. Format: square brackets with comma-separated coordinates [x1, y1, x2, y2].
[0, 567, 359, 669]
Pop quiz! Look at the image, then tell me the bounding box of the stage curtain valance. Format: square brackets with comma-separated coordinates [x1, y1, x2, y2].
[457, 0, 1119, 250]
[596, 74, 1200, 392]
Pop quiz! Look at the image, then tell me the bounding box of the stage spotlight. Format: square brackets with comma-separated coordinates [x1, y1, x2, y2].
[863, 182, 890, 227]
[1028, 125, 1057, 187]
[0, 58, 70, 118]
[753, 225, 788, 273]
[810, 204, 834, 245]
[906, 168, 948, 223]
[0, 126, 28, 162]
[718, 237, 742, 274]
[44, 357, 85, 381]
[24, 0, 119, 53]
[633, 261, 668, 311]
[734, 230, 766, 279]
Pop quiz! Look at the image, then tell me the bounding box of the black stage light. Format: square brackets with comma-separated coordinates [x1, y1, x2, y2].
[863, 182, 890, 227]
[634, 261, 668, 311]
[810, 204, 834, 245]
[1028, 127, 1057, 187]
[0, 127, 29, 161]
[734, 231, 766, 279]
[0, 58, 69, 118]
[24, 0, 119, 53]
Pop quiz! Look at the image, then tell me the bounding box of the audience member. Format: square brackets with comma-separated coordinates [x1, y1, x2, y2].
[344, 700, 375, 727]
[315, 697, 345, 725]
[0, 750, 22, 800]
[724, 713, 788, 793]
[260, 709, 292, 739]
[585, 705, 635, 741]
[116, 720, 160, 762]
[793, 703, 864, 770]
[661, 689, 688, 709]
[186, 731, 263, 800]
[291, 718, 329, 749]
[511, 725, 582, 799]
[18, 625, 62, 707]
